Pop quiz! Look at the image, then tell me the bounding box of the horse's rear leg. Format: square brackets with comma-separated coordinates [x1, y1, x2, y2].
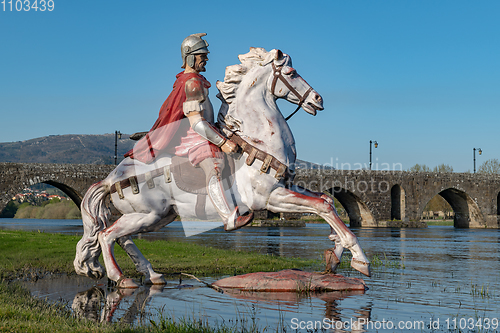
[116, 237, 166, 285]
[267, 186, 370, 277]
[114, 210, 177, 285]
[98, 212, 162, 288]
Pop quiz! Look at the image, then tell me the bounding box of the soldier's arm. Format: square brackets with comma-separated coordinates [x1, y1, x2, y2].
[184, 78, 237, 153]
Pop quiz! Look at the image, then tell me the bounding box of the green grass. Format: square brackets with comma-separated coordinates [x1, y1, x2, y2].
[0, 230, 405, 283]
[425, 220, 454, 226]
[0, 230, 319, 280]
[0, 279, 266, 332]
[0, 231, 80, 279]
[0, 281, 116, 332]
[2, 230, 400, 332]
[0, 230, 321, 332]
[336, 252, 405, 270]
[369, 253, 405, 269]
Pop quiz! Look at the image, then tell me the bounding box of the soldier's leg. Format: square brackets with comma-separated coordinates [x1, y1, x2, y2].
[199, 157, 253, 231]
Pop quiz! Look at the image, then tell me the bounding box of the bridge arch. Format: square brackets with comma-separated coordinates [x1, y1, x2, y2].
[391, 184, 406, 220]
[422, 188, 485, 228]
[40, 180, 83, 208]
[0, 163, 114, 214]
[330, 187, 377, 227]
[5, 179, 83, 212]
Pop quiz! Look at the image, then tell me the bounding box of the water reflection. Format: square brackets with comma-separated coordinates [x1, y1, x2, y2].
[69, 279, 372, 332]
[72, 284, 165, 324]
[72, 287, 104, 322]
[265, 228, 284, 256]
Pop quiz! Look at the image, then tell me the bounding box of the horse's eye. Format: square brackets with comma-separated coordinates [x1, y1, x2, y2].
[284, 68, 296, 76]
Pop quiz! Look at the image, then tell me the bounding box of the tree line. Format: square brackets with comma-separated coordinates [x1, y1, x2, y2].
[0, 197, 81, 219]
[407, 159, 500, 174]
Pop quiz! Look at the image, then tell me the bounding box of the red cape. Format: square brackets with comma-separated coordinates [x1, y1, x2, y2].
[124, 72, 211, 164]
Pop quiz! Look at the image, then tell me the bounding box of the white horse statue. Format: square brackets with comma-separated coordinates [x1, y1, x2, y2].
[74, 48, 370, 288]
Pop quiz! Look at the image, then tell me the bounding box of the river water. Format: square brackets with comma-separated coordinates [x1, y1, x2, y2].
[1, 218, 500, 332]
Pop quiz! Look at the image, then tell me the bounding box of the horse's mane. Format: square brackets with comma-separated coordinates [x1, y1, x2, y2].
[216, 47, 274, 104]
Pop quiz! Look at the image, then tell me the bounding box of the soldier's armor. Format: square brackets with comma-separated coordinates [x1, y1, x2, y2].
[175, 76, 224, 155]
[183, 77, 214, 123]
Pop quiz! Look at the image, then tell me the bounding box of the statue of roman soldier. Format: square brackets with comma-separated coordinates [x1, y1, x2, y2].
[125, 33, 253, 231]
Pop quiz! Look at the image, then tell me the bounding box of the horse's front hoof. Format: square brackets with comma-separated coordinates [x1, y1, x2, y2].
[145, 274, 167, 285]
[224, 209, 254, 231]
[116, 277, 140, 289]
[351, 258, 371, 277]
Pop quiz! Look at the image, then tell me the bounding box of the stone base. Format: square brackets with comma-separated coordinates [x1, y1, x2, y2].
[250, 220, 306, 227]
[212, 269, 367, 292]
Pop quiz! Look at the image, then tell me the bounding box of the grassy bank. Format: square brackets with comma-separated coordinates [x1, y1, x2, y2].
[0, 230, 403, 332]
[0, 281, 113, 333]
[0, 230, 320, 332]
[0, 230, 319, 280]
[424, 220, 454, 226]
[0, 280, 264, 332]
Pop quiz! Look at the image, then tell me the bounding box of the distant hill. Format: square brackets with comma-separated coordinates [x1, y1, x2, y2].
[0, 134, 330, 168]
[0, 134, 135, 165]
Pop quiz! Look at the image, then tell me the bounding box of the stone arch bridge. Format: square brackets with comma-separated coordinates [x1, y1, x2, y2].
[0, 163, 114, 212]
[1, 163, 499, 228]
[294, 169, 500, 228]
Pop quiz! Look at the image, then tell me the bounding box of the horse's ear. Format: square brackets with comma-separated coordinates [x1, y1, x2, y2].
[275, 49, 284, 61]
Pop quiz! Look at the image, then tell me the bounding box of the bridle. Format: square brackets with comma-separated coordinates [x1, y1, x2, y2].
[271, 62, 313, 121]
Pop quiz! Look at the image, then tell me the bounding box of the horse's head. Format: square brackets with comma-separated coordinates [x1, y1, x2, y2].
[216, 48, 323, 164]
[217, 47, 324, 132]
[268, 49, 324, 116]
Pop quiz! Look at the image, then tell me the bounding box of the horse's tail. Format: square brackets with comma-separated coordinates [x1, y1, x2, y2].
[74, 181, 110, 279]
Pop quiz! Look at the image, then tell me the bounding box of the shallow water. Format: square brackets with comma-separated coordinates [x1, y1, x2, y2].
[3, 218, 500, 332]
[0, 218, 83, 234]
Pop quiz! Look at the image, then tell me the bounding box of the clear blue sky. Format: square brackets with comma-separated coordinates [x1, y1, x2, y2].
[1, 0, 499, 172]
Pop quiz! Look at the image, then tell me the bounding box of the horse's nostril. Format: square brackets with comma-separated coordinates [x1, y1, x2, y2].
[315, 94, 323, 104]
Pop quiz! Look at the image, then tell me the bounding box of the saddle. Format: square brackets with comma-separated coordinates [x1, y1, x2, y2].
[170, 155, 236, 195]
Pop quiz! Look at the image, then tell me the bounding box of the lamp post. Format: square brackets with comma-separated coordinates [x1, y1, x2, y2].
[369, 140, 378, 170]
[473, 148, 482, 173]
[114, 130, 122, 165]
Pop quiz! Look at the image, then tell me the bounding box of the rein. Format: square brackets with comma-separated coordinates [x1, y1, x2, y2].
[271, 63, 313, 121]
[218, 122, 292, 183]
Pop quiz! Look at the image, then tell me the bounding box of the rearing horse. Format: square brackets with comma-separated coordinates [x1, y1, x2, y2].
[74, 48, 370, 288]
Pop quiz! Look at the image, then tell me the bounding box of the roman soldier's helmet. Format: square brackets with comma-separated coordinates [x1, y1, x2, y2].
[181, 33, 209, 69]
